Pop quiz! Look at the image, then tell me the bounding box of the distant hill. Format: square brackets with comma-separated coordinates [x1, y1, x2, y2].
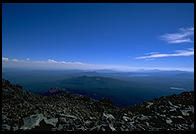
[59, 75, 133, 90]
[40, 87, 67, 96]
[2, 69, 194, 106]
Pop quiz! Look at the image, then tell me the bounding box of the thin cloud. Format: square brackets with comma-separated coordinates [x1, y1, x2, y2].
[160, 27, 194, 44]
[12, 59, 19, 62]
[145, 52, 159, 55]
[2, 58, 194, 72]
[2, 57, 9, 62]
[136, 48, 194, 60]
[2, 57, 25, 62]
[60, 61, 85, 65]
[48, 59, 57, 63]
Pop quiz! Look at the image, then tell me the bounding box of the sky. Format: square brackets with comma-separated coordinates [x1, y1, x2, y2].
[2, 3, 194, 71]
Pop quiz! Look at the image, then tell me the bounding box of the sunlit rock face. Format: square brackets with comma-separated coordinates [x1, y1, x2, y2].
[2, 79, 194, 131]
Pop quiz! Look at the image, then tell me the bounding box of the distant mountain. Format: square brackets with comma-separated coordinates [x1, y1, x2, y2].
[2, 69, 194, 106]
[94, 69, 122, 73]
[58, 75, 133, 90]
[79, 71, 100, 76]
[40, 87, 67, 96]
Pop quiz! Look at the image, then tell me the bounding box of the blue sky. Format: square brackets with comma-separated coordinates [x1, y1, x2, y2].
[2, 3, 194, 71]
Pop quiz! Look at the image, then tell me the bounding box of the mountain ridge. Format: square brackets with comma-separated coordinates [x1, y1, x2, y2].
[2, 79, 194, 131]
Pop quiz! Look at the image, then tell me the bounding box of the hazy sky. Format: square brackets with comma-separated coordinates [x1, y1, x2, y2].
[2, 3, 194, 71]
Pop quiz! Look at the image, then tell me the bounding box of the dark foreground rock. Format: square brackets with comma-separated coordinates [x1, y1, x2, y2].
[1, 79, 194, 131]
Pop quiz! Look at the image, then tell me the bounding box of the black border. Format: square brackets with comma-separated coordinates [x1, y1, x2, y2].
[1, 1, 195, 133]
[1, 0, 195, 3]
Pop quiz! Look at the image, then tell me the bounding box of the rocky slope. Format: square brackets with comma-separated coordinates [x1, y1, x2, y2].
[1, 79, 194, 131]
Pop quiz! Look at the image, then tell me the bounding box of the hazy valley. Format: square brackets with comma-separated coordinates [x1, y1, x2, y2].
[2, 68, 194, 107]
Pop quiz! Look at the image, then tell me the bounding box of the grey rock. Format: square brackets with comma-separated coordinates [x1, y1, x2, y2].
[77, 126, 86, 131]
[168, 101, 178, 108]
[122, 116, 131, 122]
[169, 107, 176, 112]
[137, 124, 145, 130]
[102, 122, 109, 127]
[150, 127, 161, 131]
[168, 101, 173, 106]
[159, 114, 166, 118]
[122, 124, 126, 128]
[103, 113, 115, 121]
[181, 110, 190, 116]
[67, 119, 74, 124]
[90, 125, 102, 131]
[181, 106, 194, 116]
[189, 105, 194, 113]
[146, 102, 153, 108]
[20, 114, 45, 130]
[138, 115, 150, 121]
[74, 118, 81, 125]
[59, 117, 67, 123]
[120, 127, 124, 131]
[175, 124, 183, 130]
[191, 123, 194, 129]
[57, 124, 64, 130]
[2, 124, 11, 131]
[44, 118, 58, 127]
[51, 128, 57, 131]
[61, 114, 78, 120]
[85, 120, 92, 127]
[128, 122, 136, 130]
[166, 118, 172, 124]
[171, 115, 183, 119]
[2, 80, 194, 131]
[2, 115, 7, 120]
[132, 115, 139, 120]
[89, 117, 93, 120]
[177, 116, 184, 119]
[109, 123, 116, 131]
[146, 122, 149, 127]
[13, 126, 18, 131]
[20, 113, 58, 130]
[101, 127, 105, 131]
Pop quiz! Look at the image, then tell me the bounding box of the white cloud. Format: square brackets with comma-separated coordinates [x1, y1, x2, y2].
[136, 48, 194, 60]
[12, 59, 19, 62]
[73, 62, 84, 64]
[168, 39, 192, 44]
[145, 52, 159, 55]
[47, 60, 85, 65]
[2, 58, 25, 62]
[160, 27, 194, 44]
[2, 58, 194, 72]
[48, 59, 57, 63]
[2, 57, 9, 62]
[170, 87, 185, 91]
[26, 58, 30, 61]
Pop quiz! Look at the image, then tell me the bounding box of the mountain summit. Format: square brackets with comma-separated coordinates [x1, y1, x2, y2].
[2, 79, 194, 131]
